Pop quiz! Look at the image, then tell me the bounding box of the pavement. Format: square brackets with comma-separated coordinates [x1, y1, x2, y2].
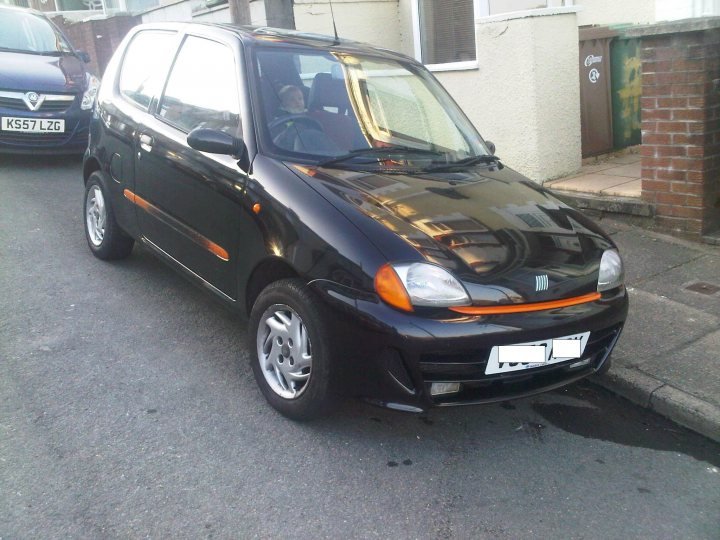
[590, 217, 720, 443]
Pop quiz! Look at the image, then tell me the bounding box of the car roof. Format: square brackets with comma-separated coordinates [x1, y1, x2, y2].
[134, 22, 416, 64]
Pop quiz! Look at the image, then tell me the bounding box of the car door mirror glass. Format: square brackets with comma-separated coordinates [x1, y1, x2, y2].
[485, 140, 496, 155]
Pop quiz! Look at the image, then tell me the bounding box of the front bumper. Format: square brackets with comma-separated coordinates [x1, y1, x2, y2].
[312, 281, 628, 411]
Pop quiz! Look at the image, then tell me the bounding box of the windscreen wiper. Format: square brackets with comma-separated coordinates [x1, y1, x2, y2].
[318, 146, 445, 168]
[424, 154, 501, 172]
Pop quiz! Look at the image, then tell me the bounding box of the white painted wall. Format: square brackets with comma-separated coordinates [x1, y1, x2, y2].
[141, 0, 192, 22]
[293, 0, 401, 51]
[435, 9, 581, 182]
[141, 0, 267, 24]
[575, 0, 655, 26]
[655, 0, 720, 20]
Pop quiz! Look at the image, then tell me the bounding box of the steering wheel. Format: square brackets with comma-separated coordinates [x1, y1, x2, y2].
[268, 114, 324, 138]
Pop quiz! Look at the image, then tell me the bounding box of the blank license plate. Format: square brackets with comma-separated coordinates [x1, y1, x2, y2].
[485, 332, 590, 375]
[1, 117, 65, 133]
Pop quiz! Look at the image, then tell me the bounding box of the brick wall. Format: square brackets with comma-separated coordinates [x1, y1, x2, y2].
[637, 22, 720, 237]
[53, 15, 140, 77]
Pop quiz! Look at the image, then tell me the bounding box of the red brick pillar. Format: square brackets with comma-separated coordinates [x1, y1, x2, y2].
[634, 19, 720, 237]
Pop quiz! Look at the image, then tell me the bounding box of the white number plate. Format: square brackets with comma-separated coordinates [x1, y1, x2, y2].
[485, 332, 590, 375]
[1, 117, 65, 133]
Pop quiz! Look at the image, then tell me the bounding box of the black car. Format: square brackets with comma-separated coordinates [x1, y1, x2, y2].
[83, 23, 628, 419]
[0, 5, 98, 154]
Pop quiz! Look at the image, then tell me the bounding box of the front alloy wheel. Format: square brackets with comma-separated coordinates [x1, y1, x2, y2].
[256, 305, 313, 399]
[249, 278, 337, 420]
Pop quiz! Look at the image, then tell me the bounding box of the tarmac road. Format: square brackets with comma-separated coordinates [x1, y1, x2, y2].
[1, 155, 719, 539]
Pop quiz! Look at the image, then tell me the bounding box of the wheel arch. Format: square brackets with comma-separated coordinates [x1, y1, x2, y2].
[83, 156, 102, 184]
[245, 256, 300, 316]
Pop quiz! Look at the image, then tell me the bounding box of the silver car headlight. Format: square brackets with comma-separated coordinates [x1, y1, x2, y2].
[81, 74, 100, 110]
[597, 249, 624, 292]
[375, 262, 470, 311]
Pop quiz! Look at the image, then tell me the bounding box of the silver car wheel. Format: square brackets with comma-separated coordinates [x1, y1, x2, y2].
[86, 185, 106, 247]
[256, 304, 313, 399]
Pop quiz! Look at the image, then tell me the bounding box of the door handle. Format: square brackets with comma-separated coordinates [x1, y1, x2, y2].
[139, 133, 154, 153]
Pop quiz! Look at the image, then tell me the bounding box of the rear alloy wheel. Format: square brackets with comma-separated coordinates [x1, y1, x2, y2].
[84, 172, 134, 260]
[249, 278, 337, 420]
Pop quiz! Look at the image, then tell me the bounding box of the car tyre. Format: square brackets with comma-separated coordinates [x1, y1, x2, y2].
[84, 172, 134, 260]
[249, 278, 338, 420]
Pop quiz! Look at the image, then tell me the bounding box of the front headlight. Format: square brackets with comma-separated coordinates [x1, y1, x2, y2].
[81, 74, 100, 110]
[597, 249, 624, 292]
[375, 262, 470, 312]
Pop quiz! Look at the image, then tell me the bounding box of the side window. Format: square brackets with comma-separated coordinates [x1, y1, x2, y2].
[119, 31, 177, 110]
[158, 36, 240, 135]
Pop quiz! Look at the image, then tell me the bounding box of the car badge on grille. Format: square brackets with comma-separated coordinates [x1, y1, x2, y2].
[23, 92, 45, 112]
[535, 274, 549, 291]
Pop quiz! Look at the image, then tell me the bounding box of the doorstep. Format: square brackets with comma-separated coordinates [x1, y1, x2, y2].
[544, 152, 654, 218]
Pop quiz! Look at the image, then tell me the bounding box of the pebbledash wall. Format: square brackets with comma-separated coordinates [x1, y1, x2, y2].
[413, 9, 582, 184]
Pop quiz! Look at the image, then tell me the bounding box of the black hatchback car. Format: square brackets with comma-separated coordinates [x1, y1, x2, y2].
[83, 23, 628, 419]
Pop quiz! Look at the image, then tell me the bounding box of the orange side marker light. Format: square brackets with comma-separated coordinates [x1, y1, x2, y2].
[374, 264, 413, 312]
[252, 203, 262, 214]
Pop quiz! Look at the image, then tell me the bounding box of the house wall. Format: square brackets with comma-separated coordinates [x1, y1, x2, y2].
[433, 10, 581, 182]
[575, 0, 656, 26]
[293, 0, 401, 52]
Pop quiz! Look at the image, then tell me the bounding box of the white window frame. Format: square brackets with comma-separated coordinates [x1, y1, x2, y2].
[411, 0, 574, 71]
[411, 0, 488, 72]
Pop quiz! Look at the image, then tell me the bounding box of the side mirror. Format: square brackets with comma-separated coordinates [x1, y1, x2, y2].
[188, 127, 250, 172]
[485, 140, 496, 155]
[188, 127, 242, 155]
[77, 51, 91, 63]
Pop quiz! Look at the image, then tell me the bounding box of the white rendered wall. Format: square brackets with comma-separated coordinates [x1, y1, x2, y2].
[655, 0, 720, 20]
[434, 9, 581, 182]
[141, 0, 266, 24]
[293, 0, 402, 52]
[575, 0, 655, 26]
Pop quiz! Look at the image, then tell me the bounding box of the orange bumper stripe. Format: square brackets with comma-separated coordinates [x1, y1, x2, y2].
[449, 292, 602, 315]
[123, 189, 229, 262]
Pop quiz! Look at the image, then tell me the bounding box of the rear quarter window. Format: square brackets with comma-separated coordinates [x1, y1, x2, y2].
[118, 31, 177, 110]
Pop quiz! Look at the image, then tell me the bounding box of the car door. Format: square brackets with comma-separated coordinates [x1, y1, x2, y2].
[99, 28, 179, 237]
[131, 33, 248, 300]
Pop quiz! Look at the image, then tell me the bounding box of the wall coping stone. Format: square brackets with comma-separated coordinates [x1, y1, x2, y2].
[476, 6, 579, 25]
[623, 16, 720, 38]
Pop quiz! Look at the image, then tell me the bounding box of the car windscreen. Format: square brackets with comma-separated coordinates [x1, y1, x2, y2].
[0, 10, 74, 55]
[253, 46, 489, 168]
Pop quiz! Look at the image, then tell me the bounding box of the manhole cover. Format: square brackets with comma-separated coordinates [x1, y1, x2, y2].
[685, 282, 720, 295]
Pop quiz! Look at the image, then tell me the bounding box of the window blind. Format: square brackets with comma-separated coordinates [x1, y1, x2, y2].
[419, 0, 476, 64]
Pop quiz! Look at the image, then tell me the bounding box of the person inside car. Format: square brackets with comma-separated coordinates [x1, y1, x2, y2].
[277, 84, 307, 115]
[271, 84, 339, 153]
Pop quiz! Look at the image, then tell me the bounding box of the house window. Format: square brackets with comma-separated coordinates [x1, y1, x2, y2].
[417, 0, 476, 65]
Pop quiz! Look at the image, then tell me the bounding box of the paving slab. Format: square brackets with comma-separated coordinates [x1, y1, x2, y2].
[549, 173, 633, 193]
[601, 179, 641, 197]
[634, 253, 720, 317]
[598, 162, 641, 178]
[607, 154, 642, 165]
[643, 329, 720, 407]
[608, 229, 704, 285]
